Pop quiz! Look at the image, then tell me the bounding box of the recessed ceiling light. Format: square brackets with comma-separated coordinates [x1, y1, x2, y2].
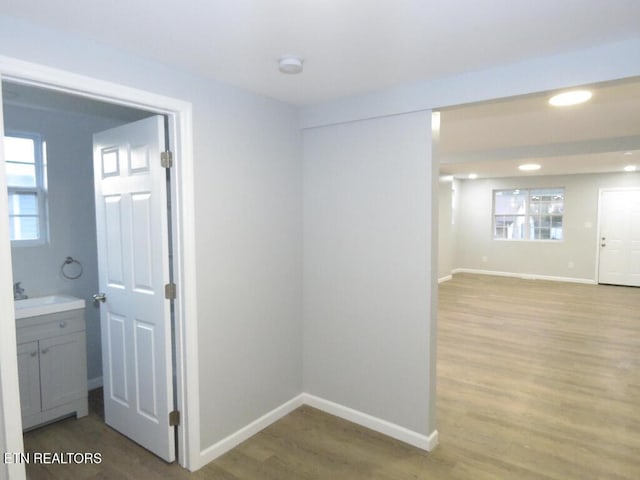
[624, 165, 637, 172]
[468, 173, 478, 180]
[518, 163, 541, 171]
[278, 55, 304, 74]
[548, 90, 593, 107]
[439, 175, 454, 182]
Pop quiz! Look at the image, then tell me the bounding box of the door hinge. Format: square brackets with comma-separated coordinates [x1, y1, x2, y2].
[169, 410, 180, 427]
[164, 283, 177, 300]
[161, 150, 173, 168]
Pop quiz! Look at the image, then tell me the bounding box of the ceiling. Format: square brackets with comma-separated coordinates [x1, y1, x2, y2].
[1, 3, 639, 179]
[438, 78, 640, 179]
[0, 1, 639, 106]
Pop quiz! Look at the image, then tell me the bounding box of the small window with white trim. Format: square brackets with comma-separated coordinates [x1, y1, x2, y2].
[493, 187, 564, 241]
[4, 132, 49, 246]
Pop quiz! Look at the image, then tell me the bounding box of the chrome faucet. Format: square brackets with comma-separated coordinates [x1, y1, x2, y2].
[13, 282, 28, 300]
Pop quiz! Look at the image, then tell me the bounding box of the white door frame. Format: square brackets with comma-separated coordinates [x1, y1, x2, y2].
[595, 186, 640, 284]
[0, 55, 200, 476]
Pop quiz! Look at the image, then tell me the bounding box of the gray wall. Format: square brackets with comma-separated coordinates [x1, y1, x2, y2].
[5, 104, 127, 383]
[0, 16, 303, 451]
[303, 111, 436, 436]
[194, 88, 303, 445]
[454, 172, 640, 280]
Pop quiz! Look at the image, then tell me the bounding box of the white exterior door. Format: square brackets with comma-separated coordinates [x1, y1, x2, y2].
[598, 188, 640, 287]
[93, 115, 175, 462]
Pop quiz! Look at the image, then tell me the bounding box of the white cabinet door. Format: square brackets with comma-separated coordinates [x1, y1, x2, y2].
[17, 342, 41, 419]
[93, 116, 175, 462]
[39, 332, 87, 411]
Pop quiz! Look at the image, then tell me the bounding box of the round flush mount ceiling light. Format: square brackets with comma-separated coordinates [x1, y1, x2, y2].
[278, 56, 304, 74]
[518, 163, 541, 171]
[468, 173, 478, 180]
[548, 89, 593, 107]
[623, 165, 637, 172]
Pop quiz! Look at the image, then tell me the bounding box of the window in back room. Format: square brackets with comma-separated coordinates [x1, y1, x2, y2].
[493, 187, 564, 241]
[4, 132, 49, 246]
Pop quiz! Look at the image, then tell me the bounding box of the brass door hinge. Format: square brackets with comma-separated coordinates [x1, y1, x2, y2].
[164, 283, 177, 300]
[169, 410, 180, 426]
[161, 151, 173, 168]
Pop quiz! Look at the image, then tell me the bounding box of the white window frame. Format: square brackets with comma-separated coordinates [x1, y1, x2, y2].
[493, 187, 565, 241]
[5, 131, 48, 247]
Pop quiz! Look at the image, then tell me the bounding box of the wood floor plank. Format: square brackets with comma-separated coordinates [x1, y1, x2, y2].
[22, 273, 640, 479]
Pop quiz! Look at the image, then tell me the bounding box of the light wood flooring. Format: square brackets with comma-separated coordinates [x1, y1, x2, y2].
[23, 273, 640, 479]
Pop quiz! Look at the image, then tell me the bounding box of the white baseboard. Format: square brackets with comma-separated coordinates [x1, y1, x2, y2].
[198, 393, 438, 470]
[198, 394, 304, 468]
[302, 394, 439, 452]
[438, 275, 452, 284]
[452, 268, 596, 285]
[87, 376, 103, 390]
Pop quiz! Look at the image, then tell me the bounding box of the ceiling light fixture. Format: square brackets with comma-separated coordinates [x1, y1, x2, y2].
[468, 173, 478, 180]
[518, 163, 541, 171]
[548, 89, 593, 107]
[278, 55, 304, 74]
[623, 165, 637, 172]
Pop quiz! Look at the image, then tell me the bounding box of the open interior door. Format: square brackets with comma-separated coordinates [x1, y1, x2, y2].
[93, 115, 175, 462]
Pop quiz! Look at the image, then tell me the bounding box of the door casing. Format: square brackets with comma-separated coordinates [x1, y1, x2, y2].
[0, 55, 200, 475]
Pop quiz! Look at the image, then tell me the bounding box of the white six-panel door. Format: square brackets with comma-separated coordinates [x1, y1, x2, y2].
[93, 115, 175, 462]
[598, 188, 640, 287]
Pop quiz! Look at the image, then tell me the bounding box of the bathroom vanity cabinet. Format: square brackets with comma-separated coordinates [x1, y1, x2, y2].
[16, 307, 88, 430]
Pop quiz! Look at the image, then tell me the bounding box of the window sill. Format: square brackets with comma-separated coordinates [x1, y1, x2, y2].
[493, 238, 564, 243]
[10, 239, 48, 248]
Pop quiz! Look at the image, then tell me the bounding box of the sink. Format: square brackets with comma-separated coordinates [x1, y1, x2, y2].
[15, 295, 86, 319]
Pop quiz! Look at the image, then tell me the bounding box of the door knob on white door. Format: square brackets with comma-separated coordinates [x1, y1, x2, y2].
[92, 293, 107, 303]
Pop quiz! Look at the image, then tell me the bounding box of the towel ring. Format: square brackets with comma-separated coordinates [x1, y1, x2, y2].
[61, 256, 83, 280]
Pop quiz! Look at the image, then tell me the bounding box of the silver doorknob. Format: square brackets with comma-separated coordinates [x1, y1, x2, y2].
[92, 293, 107, 303]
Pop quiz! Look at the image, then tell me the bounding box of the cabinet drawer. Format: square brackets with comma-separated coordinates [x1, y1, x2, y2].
[16, 309, 85, 344]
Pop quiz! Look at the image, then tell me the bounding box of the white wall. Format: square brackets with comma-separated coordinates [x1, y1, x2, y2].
[193, 88, 303, 446]
[454, 172, 640, 281]
[0, 15, 303, 455]
[438, 179, 454, 280]
[303, 111, 437, 436]
[4, 104, 129, 383]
